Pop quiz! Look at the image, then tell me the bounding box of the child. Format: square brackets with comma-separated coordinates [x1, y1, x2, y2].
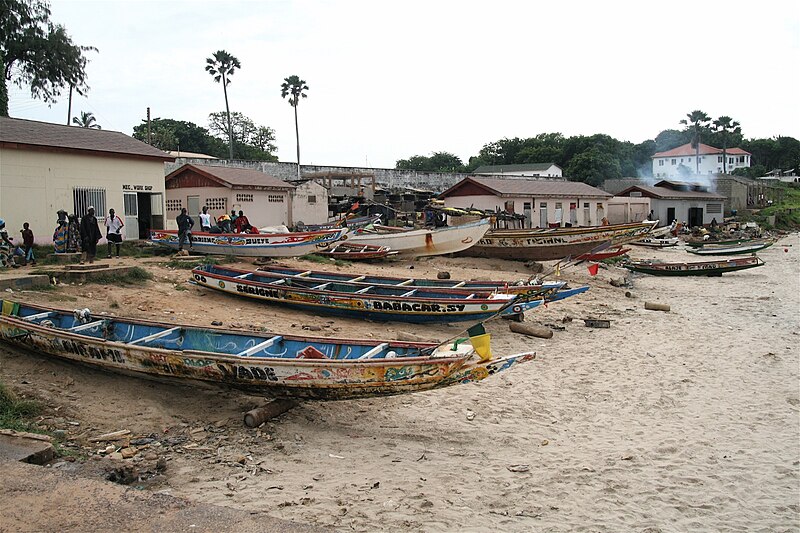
[20, 222, 35, 265]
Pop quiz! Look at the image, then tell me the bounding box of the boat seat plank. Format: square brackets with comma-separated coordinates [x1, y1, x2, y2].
[127, 327, 181, 346]
[294, 271, 312, 277]
[451, 281, 466, 288]
[69, 320, 107, 332]
[358, 342, 389, 360]
[269, 279, 286, 285]
[237, 336, 284, 356]
[312, 282, 330, 290]
[355, 286, 374, 294]
[348, 275, 366, 282]
[465, 294, 476, 299]
[235, 274, 250, 279]
[22, 311, 57, 322]
[396, 279, 414, 286]
[400, 289, 417, 297]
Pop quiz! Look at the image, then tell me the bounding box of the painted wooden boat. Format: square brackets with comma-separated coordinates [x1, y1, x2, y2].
[148, 228, 347, 258]
[684, 238, 756, 248]
[298, 214, 382, 232]
[346, 219, 490, 258]
[0, 300, 535, 401]
[623, 256, 765, 276]
[191, 264, 563, 323]
[313, 242, 399, 261]
[631, 236, 679, 248]
[576, 246, 631, 261]
[253, 264, 566, 297]
[458, 221, 657, 261]
[686, 240, 774, 256]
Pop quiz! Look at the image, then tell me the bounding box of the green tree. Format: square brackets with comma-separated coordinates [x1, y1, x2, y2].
[0, 0, 96, 117]
[565, 148, 621, 186]
[679, 110, 711, 174]
[208, 111, 277, 160]
[280, 75, 309, 179]
[396, 152, 464, 172]
[654, 129, 692, 153]
[205, 50, 240, 159]
[132, 118, 226, 156]
[71, 110, 99, 129]
[712, 116, 741, 174]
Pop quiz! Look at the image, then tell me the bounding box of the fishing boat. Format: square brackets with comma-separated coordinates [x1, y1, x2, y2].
[346, 219, 490, 258]
[686, 240, 774, 256]
[623, 256, 765, 276]
[191, 265, 583, 323]
[148, 228, 347, 258]
[458, 221, 657, 261]
[576, 246, 630, 261]
[313, 242, 399, 261]
[0, 300, 535, 401]
[297, 214, 382, 232]
[631, 236, 679, 248]
[253, 264, 566, 297]
[684, 237, 756, 248]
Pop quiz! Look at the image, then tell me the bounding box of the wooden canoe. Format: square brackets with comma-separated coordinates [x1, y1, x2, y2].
[0, 299, 535, 401]
[575, 246, 631, 261]
[623, 256, 765, 276]
[298, 214, 382, 232]
[686, 240, 774, 256]
[458, 221, 657, 261]
[313, 242, 399, 261]
[148, 228, 347, 258]
[191, 265, 562, 323]
[631, 237, 679, 248]
[346, 219, 490, 258]
[684, 238, 757, 248]
[253, 264, 566, 298]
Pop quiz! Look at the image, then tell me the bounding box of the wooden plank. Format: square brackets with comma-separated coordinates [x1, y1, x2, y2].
[396, 279, 414, 286]
[237, 336, 283, 357]
[21, 312, 56, 322]
[294, 271, 312, 277]
[127, 327, 180, 346]
[451, 281, 466, 288]
[269, 279, 286, 285]
[464, 294, 476, 299]
[235, 273, 250, 279]
[69, 320, 106, 332]
[355, 286, 374, 294]
[400, 289, 417, 297]
[347, 275, 366, 282]
[311, 282, 330, 290]
[358, 342, 389, 360]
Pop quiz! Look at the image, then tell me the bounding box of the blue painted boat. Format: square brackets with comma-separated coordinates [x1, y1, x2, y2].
[0, 300, 535, 400]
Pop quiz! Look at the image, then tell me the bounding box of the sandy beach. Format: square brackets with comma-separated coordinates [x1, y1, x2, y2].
[0, 234, 798, 532]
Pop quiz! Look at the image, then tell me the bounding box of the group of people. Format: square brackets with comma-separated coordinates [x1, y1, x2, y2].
[176, 207, 256, 251]
[0, 219, 36, 268]
[52, 207, 126, 264]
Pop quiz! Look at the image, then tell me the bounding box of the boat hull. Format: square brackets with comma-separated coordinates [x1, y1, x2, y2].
[623, 256, 765, 276]
[149, 228, 347, 258]
[0, 300, 535, 401]
[459, 222, 656, 261]
[346, 219, 490, 258]
[686, 241, 773, 256]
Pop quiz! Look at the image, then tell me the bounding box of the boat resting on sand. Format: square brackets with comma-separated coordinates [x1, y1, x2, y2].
[631, 236, 679, 248]
[458, 221, 657, 261]
[313, 242, 399, 261]
[148, 228, 347, 258]
[686, 240, 774, 256]
[346, 219, 490, 258]
[0, 300, 534, 401]
[575, 246, 630, 261]
[191, 265, 579, 323]
[623, 256, 765, 276]
[253, 264, 566, 297]
[684, 237, 757, 248]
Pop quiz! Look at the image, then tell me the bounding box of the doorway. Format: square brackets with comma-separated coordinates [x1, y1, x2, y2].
[124, 192, 163, 239]
[523, 202, 532, 229]
[666, 207, 676, 224]
[688, 207, 704, 228]
[539, 202, 547, 228]
[187, 195, 200, 228]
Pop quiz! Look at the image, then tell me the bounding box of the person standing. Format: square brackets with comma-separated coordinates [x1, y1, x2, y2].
[20, 222, 35, 265]
[176, 208, 194, 251]
[199, 206, 213, 232]
[79, 206, 102, 264]
[105, 208, 124, 258]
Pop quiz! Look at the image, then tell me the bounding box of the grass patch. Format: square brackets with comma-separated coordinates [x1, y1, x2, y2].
[165, 255, 223, 269]
[0, 381, 42, 432]
[299, 253, 352, 267]
[84, 266, 154, 285]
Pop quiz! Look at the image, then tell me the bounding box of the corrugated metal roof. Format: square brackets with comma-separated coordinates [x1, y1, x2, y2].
[618, 184, 725, 200]
[0, 117, 174, 161]
[166, 164, 294, 189]
[473, 163, 560, 174]
[441, 177, 612, 198]
[653, 142, 751, 158]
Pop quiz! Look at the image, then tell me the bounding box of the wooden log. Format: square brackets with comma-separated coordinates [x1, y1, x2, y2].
[244, 400, 298, 427]
[644, 301, 670, 312]
[88, 430, 131, 442]
[509, 322, 553, 339]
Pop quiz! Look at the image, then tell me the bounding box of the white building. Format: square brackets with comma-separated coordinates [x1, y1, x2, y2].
[438, 176, 611, 228]
[0, 117, 173, 243]
[616, 180, 725, 227]
[652, 143, 751, 178]
[472, 163, 563, 178]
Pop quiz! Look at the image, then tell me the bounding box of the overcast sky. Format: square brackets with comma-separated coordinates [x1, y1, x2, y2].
[8, 0, 800, 168]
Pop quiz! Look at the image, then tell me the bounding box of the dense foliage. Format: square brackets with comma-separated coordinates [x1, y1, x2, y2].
[396, 152, 466, 172]
[0, 0, 95, 116]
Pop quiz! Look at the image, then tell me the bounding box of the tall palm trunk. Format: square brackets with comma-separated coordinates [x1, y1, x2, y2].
[695, 126, 700, 175]
[222, 73, 233, 160]
[294, 105, 301, 179]
[722, 137, 728, 174]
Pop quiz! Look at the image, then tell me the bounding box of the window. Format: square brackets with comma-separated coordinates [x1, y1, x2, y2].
[680, 158, 684, 163]
[555, 202, 562, 209]
[707, 203, 722, 214]
[206, 197, 227, 210]
[73, 187, 106, 218]
[540, 202, 547, 208]
[166, 199, 182, 212]
[728, 157, 734, 165]
[308, 195, 317, 204]
[738, 156, 745, 163]
[268, 195, 284, 203]
[671, 159, 676, 165]
[583, 203, 589, 208]
[235, 193, 253, 202]
[718, 156, 723, 163]
[659, 160, 664, 167]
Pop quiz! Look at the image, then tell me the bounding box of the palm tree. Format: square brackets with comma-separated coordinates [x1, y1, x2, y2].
[280, 75, 309, 179]
[72, 111, 100, 129]
[679, 110, 711, 175]
[712, 116, 741, 174]
[205, 50, 241, 160]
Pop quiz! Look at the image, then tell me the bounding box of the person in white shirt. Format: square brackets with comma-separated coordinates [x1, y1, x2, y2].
[199, 206, 213, 232]
[105, 208, 124, 258]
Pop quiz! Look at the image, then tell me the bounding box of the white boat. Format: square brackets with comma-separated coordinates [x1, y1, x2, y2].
[346, 219, 490, 258]
[632, 236, 679, 248]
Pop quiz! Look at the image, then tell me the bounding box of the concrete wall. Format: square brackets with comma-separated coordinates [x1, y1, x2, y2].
[606, 197, 650, 224]
[650, 198, 724, 226]
[164, 186, 291, 230]
[291, 180, 329, 225]
[1, 147, 166, 243]
[442, 194, 608, 228]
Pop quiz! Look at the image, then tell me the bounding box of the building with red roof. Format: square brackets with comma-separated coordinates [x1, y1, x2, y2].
[652, 142, 751, 178]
